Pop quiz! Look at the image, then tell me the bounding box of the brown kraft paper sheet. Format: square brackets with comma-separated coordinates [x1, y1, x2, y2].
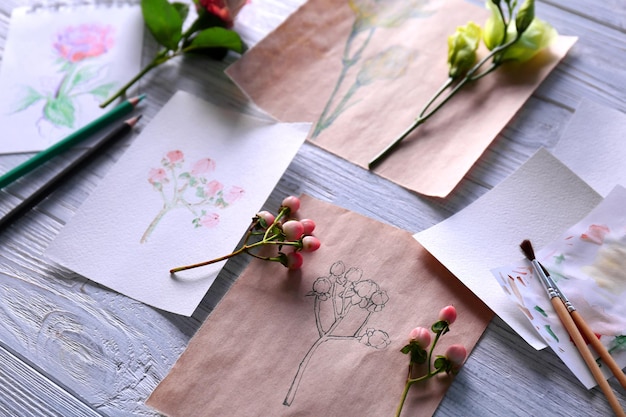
[147, 195, 493, 416]
[226, 0, 576, 197]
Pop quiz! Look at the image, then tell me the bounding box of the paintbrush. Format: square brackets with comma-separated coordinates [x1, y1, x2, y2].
[537, 260, 626, 391]
[520, 239, 626, 417]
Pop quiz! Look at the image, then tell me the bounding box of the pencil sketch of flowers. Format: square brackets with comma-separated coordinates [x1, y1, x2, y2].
[283, 260, 390, 406]
[141, 150, 245, 243]
[11, 23, 117, 131]
[310, 0, 436, 139]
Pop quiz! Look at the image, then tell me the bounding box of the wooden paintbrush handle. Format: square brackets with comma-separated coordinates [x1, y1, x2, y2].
[551, 298, 626, 416]
[570, 310, 626, 390]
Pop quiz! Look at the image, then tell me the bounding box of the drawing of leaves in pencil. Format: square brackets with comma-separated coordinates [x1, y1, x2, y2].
[11, 24, 117, 131]
[283, 260, 390, 406]
[310, 0, 436, 139]
[141, 150, 245, 243]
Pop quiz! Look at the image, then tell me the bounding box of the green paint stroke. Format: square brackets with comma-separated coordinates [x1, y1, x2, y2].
[534, 305, 548, 317]
[545, 325, 559, 342]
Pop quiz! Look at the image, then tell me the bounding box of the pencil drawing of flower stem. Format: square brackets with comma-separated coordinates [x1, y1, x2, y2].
[11, 23, 118, 132]
[310, 0, 435, 139]
[141, 150, 244, 243]
[283, 260, 390, 406]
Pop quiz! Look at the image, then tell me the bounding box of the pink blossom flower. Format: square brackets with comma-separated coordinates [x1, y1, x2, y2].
[281, 196, 300, 214]
[191, 158, 216, 176]
[300, 219, 316, 235]
[408, 327, 431, 348]
[283, 220, 304, 241]
[302, 236, 321, 252]
[54, 24, 114, 63]
[439, 305, 457, 325]
[148, 168, 168, 184]
[199, 212, 220, 228]
[224, 186, 245, 204]
[581, 224, 610, 245]
[286, 251, 303, 270]
[205, 180, 224, 198]
[445, 344, 467, 368]
[166, 150, 184, 164]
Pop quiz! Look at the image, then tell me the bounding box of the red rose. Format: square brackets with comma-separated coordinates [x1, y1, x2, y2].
[54, 24, 114, 63]
[198, 0, 234, 27]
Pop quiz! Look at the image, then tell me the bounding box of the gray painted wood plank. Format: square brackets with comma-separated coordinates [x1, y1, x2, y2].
[0, 0, 625, 416]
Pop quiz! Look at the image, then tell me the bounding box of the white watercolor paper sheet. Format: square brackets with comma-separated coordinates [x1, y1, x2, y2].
[492, 185, 626, 388]
[0, 5, 143, 154]
[414, 149, 602, 349]
[45, 90, 310, 316]
[553, 100, 626, 197]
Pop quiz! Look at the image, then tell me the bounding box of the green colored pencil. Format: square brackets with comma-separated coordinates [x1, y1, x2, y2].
[0, 95, 145, 189]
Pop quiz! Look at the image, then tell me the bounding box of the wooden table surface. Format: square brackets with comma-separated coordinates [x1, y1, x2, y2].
[1, 0, 625, 415]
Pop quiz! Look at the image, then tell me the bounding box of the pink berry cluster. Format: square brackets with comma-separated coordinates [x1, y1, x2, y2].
[396, 305, 467, 417]
[169, 195, 321, 274]
[254, 196, 321, 270]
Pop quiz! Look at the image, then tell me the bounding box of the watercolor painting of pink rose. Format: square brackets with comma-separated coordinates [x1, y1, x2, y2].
[11, 23, 118, 131]
[141, 149, 245, 243]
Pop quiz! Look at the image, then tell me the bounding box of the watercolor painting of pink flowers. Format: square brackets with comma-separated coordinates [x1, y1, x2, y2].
[141, 149, 245, 243]
[283, 260, 390, 406]
[11, 23, 117, 131]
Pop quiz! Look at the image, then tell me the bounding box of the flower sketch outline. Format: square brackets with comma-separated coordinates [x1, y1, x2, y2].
[283, 260, 390, 406]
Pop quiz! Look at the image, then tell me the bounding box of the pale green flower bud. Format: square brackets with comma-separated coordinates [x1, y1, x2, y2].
[500, 17, 558, 62]
[483, 0, 506, 51]
[447, 21, 481, 78]
[515, 0, 535, 34]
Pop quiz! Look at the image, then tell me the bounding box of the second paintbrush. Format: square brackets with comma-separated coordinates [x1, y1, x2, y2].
[520, 239, 626, 417]
[0, 115, 141, 232]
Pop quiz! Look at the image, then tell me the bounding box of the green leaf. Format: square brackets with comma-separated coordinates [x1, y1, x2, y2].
[172, 2, 189, 22]
[11, 86, 44, 113]
[89, 83, 117, 99]
[184, 27, 244, 54]
[410, 346, 428, 364]
[70, 65, 100, 89]
[44, 96, 75, 128]
[257, 216, 268, 229]
[277, 252, 288, 267]
[434, 356, 449, 371]
[431, 320, 450, 335]
[141, 0, 183, 50]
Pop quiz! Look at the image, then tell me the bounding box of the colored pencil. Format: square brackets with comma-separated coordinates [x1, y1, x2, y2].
[0, 115, 141, 231]
[0, 95, 144, 189]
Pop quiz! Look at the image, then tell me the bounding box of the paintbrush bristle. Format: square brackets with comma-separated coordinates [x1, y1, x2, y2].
[520, 239, 536, 261]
